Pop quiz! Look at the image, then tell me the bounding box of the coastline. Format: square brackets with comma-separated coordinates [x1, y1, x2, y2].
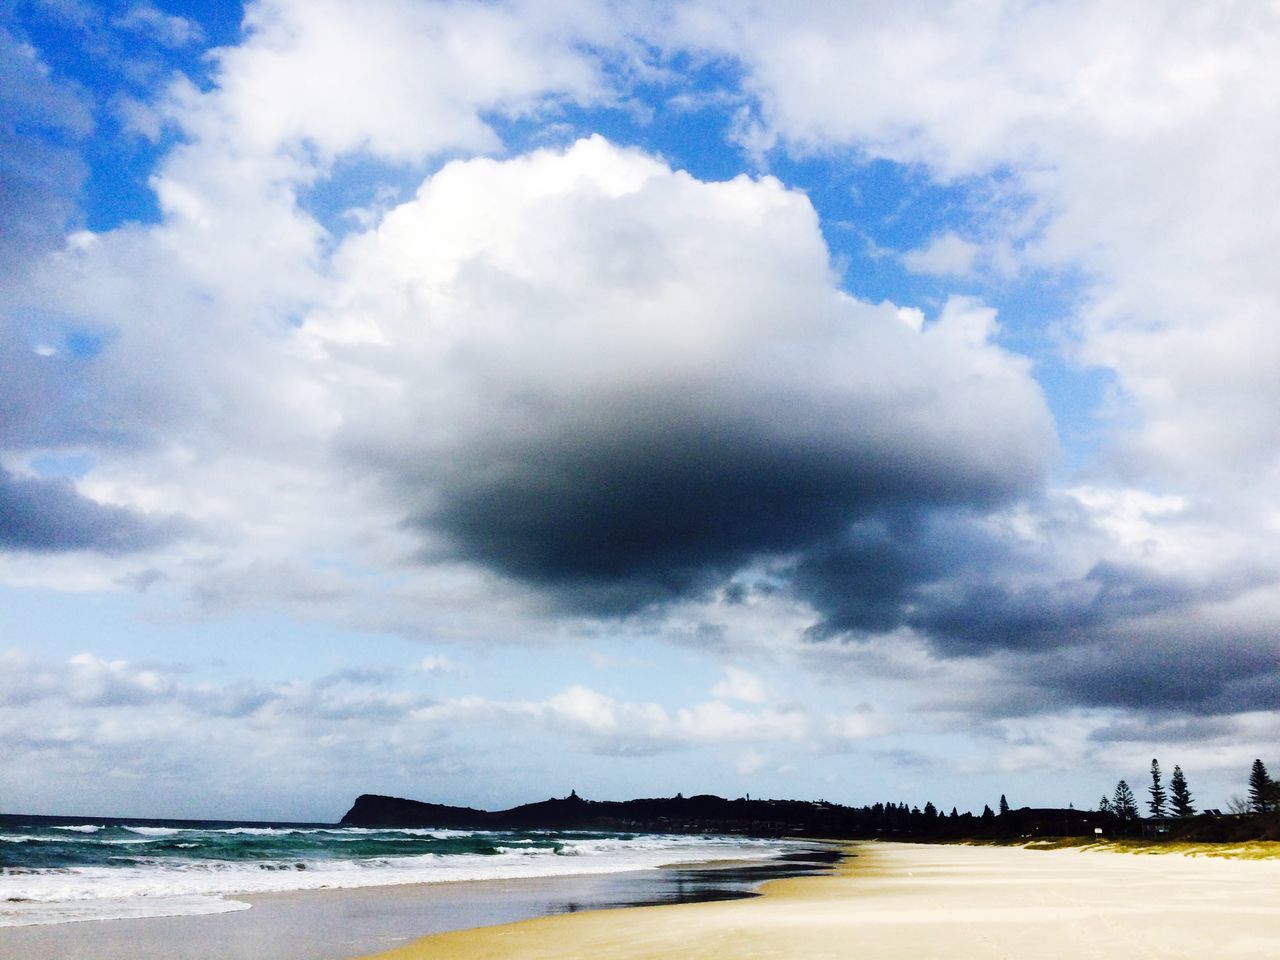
[357, 840, 1280, 960]
[0, 843, 837, 960]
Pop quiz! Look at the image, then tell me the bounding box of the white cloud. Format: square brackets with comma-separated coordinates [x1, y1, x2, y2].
[0, 641, 906, 814]
[113, 4, 204, 47]
[902, 231, 980, 277]
[671, 0, 1280, 490]
[165, 0, 611, 166]
[5, 0, 1278, 807]
[711, 666, 768, 703]
[417, 655, 463, 675]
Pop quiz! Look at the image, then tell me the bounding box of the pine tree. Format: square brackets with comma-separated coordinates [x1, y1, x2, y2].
[981, 804, 994, 821]
[999, 794, 1010, 816]
[1248, 759, 1273, 814]
[1169, 765, 1195, 817]
[1147, 759, 1167, 817]
[1098, 795, 1113, 814]
[1113, 780, 1138, 821]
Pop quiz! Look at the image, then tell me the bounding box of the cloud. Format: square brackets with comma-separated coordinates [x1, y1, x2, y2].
[113, 4, 204, 47]
[0, 647, 888, 815]
[411, 683, 888, 755]
[0, 27, 91, 278]
[0, 466, 184, 553]
[902, 231, 980, 277]
[672, 1, 1280, 486]
[711, 667, 768, 704]
[165, 0, 612, 167]
[4, 0, 1278, 756]
[317, 137, 1054, 613]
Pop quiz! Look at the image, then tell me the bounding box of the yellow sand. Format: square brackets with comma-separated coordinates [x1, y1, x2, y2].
[358, 841, 1280, 960]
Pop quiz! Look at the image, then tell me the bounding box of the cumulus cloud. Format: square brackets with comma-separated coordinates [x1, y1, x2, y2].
[0, 466, 185, 553]
[902, 231, 980, 277]
[411, 682, 887, 755]
[672, 0, 1280, 486]
[0, 648, 887, 815]
[4, 0, 1279, 773]
[647, 0, 1280, 723]
[159, 0, 614, 166]
[315, 137, 1054, 612]
[711, 667, 768, 704]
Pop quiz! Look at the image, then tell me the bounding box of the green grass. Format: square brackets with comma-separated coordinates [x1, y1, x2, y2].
[958, 837, 1280, 859]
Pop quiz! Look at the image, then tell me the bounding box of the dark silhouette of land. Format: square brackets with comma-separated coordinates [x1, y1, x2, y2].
[341, 790, 1280, 841]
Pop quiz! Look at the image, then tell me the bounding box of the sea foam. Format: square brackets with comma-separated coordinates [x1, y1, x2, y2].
[0, 821, 786, 927]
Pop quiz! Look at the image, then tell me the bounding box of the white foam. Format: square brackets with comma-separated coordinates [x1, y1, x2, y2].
[0, 833, 789, 928]
[0, 895, 250, 928]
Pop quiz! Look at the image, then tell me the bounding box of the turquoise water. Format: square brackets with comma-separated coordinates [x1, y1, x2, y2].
[0, 815, 792, 927]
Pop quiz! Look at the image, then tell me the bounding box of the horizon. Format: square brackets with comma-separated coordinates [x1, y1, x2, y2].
[0, 783, 1216, 825]
[2, 0, 1278, 824]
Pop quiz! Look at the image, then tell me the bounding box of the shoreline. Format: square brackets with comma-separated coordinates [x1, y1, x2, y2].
[357, 840, 1280, 960]
[0, 843, 837, 960]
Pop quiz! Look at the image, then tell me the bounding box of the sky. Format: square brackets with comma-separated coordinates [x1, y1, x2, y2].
[1, 0, 1277, 823]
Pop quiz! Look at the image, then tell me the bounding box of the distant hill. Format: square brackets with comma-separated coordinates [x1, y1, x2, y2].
[341, 792, 1102, 838]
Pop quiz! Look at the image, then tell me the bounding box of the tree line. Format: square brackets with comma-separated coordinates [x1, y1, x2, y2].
[1101, 758, 1277, 822]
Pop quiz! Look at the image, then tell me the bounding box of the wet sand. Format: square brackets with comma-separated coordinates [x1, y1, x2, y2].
[0, 847, 838, 960]
[360, 841, 1280, 960]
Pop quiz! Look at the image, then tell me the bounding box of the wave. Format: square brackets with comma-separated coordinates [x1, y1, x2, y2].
[0, 824, 788, 926]
[0, 828, 789, 928]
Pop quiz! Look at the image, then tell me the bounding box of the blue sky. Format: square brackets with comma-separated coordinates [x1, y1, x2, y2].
[2, 0, 1278, 822]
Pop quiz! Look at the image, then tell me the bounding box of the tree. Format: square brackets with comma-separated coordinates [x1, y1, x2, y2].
[1098, 795, 1113, 814]
[1226, 794, 1252, 815]
[1147, 759, 1167, 818]
[999, 794, 1010, 816]
[1248, 759, 1273, 814]
[1169, 765, 1195, 817]
[1113, 780, 1139, 821]
[981, 804, 995, 821]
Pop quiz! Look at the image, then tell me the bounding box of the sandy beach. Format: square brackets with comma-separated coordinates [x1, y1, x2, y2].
[361, 841, 1280, 960]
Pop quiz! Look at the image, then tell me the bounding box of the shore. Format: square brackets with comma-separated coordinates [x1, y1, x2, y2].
[360, 840, 1280, 960]
[0, 847, 836, 960]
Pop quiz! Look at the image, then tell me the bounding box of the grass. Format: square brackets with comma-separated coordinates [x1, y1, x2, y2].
[961, 836, 1280, 860]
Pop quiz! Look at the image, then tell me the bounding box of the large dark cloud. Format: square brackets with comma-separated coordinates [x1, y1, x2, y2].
[407, 394, 1043, 613]
[1022, 630, 1280, 716]
[0, 467, 183, 553]
[789, 503, 1280, 715]
[322, 139, 1054, 616]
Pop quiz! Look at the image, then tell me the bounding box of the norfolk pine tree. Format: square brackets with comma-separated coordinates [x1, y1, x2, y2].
[1113, 780, 1139, 821]
[1169, 765, 1195, 817]
[1147, 759, 1167, 817]
[1248, 759, 1273, 814]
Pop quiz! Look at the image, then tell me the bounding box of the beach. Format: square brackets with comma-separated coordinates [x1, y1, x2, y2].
[0, 822, 836, 960]
[360, 840, 1280, 960]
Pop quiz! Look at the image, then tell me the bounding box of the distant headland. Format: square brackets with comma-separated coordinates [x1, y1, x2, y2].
[340, 791, 1277, 841]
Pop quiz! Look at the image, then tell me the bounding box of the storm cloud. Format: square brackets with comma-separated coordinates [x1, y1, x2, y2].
[319, 138, 1055, 612]
[0, 467, 183, 553]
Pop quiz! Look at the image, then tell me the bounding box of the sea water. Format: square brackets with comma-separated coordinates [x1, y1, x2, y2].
[0, 816, 794, 927]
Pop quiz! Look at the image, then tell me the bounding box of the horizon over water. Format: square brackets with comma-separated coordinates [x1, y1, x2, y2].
[0, 812, 832, 932]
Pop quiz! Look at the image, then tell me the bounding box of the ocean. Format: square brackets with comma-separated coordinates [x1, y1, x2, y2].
[0, 814, 816, 930]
